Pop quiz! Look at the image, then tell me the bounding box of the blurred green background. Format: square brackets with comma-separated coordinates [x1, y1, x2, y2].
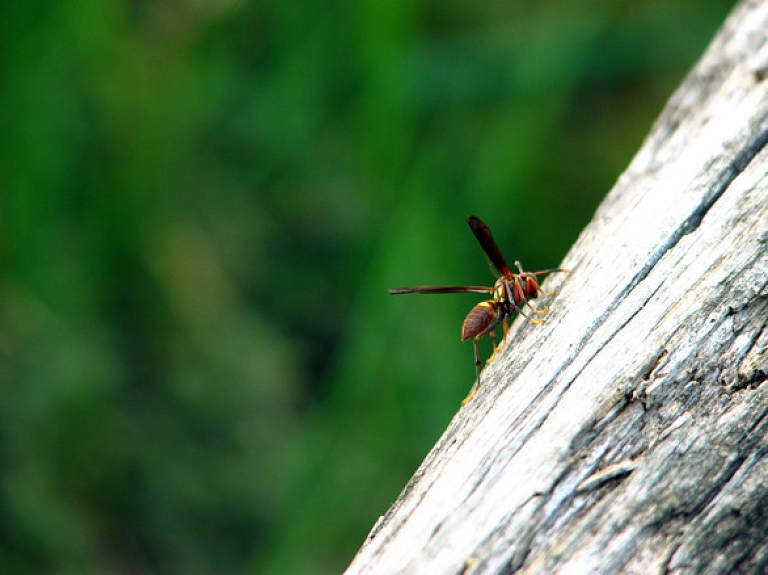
[0, 0, 736, 574]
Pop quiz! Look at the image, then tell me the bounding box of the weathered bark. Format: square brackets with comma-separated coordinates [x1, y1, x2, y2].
[345, 1, 768, 574]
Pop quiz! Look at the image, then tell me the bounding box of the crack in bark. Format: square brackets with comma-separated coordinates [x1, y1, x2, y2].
[661, 402, 768, 573]
[681, 114, 768, 239]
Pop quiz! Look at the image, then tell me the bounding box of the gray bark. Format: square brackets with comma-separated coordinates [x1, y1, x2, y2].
[345, 1, 768, 574]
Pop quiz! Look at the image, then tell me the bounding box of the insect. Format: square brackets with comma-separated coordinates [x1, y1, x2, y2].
[389, 216, 570, 402]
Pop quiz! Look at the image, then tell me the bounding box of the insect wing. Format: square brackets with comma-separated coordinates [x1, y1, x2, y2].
[389, 285, 493, 295]
[467, 216, 513, 277]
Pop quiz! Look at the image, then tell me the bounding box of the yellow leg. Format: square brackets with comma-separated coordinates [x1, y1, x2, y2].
[486, 320, 509, 365]
[487, 342, 500, 364]
[461, 382, 478, 404]
[527, 302, 549, 314]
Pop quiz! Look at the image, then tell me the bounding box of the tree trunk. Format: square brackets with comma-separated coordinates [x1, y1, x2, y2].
[345, 1, 768, 574]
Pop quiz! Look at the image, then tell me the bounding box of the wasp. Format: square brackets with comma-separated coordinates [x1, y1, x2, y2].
[389, 216, 569, 402]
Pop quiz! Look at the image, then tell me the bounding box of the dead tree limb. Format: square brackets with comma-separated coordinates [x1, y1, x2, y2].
[345, 1, 768, 574]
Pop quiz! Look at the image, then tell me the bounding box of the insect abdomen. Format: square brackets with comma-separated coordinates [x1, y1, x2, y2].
[461, 301, 497, 341]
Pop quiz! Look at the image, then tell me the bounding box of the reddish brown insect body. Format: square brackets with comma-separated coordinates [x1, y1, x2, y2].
[461, 301, 497, 342]
[389, 216, 570, 402]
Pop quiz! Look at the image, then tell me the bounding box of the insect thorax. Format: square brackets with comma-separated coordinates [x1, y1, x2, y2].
[492, 277, 507, 303]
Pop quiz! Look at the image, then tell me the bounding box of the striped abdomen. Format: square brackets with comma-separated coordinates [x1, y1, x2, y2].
[461, 301, 497, 341]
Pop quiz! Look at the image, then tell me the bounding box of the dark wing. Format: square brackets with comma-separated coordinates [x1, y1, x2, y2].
[467, 216, 512, 276]
[389, 285, 493, 295]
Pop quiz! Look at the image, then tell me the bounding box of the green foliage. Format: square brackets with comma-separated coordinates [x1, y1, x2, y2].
[0, 0, 736, 574]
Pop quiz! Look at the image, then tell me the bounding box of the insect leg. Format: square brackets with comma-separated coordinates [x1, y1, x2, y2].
[460, 341, 482, 403]
[526, 301, 550, 314]
[473, 338, 482, 377]
[463, 312, 503, 404]
[504, 280, 544, 324]
[477, 313, 504, 339]
[515, 261, 571, 297]
[464, 340, 484, 405]
[462, 380, 479, 405]
[515, 261, 571, 277]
